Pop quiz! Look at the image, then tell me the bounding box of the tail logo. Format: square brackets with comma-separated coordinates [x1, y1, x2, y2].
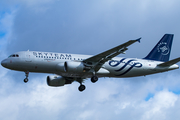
[157, 42, 169, 55]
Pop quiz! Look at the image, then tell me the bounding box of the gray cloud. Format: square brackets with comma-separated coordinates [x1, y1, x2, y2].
[1, 73, 180, 120]
[4, 0, 180, 57]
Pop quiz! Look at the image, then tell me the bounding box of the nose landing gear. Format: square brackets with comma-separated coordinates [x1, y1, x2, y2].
[24, 71, 29, 83]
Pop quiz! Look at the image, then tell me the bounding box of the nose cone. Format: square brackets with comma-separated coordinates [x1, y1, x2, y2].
[1, 59, 7, 68]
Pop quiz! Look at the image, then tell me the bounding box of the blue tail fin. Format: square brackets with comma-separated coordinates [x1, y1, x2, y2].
[144, 34, 174, 62]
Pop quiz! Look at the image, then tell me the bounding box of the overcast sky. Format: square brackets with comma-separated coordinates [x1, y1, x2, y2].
[1, 0, 180, 120]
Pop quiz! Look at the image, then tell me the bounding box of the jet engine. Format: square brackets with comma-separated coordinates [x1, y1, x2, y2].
[47, 75, 66, 87]
[56, 62, 66, 72]
[64, 61, 85, 73]
[56, 61, 91, 74]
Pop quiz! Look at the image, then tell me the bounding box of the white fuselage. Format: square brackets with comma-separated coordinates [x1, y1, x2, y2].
[1, 51, 179, 78]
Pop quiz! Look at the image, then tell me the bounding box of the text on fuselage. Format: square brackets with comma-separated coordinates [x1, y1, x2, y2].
[33, 52, 72, 59]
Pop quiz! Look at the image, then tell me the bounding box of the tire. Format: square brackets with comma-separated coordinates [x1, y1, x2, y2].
[78, 84, 86, 92]
[91, 76, 98, 83]
[24, 78, 28, 83]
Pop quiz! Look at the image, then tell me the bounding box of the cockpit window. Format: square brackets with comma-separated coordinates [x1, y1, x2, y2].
[9, 54, 19, 58]
[8, 55, 13, 57]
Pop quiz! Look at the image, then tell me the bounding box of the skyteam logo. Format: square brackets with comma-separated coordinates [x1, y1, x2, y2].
[109, 58, 142, 76]
[157, 42, 169, 55]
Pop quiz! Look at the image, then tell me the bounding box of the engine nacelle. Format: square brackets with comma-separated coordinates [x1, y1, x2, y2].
[64, 61, 84, 73]
[47, 75, 66, 87]
[56, 62, 66, 72]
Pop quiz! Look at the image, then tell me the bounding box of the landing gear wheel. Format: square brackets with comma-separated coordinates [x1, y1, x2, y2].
[91, 76, 98, 83]
[24, 78, 28, 83]
[78, 84, 86, 92]
[24, 71, 29, 83]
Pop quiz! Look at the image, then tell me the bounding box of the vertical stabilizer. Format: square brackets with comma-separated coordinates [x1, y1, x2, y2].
[144, 34, 174, 62]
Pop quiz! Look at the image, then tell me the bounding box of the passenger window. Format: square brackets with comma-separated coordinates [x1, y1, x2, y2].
[16, 54, 19, 57]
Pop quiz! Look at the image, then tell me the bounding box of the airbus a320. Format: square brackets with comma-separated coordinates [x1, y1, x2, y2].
[1, 34, 180, 92]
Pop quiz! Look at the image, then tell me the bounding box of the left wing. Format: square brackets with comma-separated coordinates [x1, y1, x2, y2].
[83, 38, 141, 72]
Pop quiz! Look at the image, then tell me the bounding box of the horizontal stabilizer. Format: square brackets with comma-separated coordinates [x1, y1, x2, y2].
[157, 57, 180, 67]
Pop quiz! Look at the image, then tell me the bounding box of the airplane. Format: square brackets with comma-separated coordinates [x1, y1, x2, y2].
[1, 34, 180, 92]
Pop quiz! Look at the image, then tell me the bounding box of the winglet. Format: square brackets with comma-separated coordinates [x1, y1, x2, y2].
[136, 38, 141, 43]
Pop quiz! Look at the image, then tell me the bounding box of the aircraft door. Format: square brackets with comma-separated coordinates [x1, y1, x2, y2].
[25, 51, 32, 62]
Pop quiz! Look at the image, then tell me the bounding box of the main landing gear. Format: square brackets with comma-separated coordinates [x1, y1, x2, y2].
[24, 71, 29, 83]
[77, 75, 98, 92]
[91, 75, 98, 83]
[91, 72, 98, 83]
[77, 78, 86, 92]
[78, 84, 86, 92]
